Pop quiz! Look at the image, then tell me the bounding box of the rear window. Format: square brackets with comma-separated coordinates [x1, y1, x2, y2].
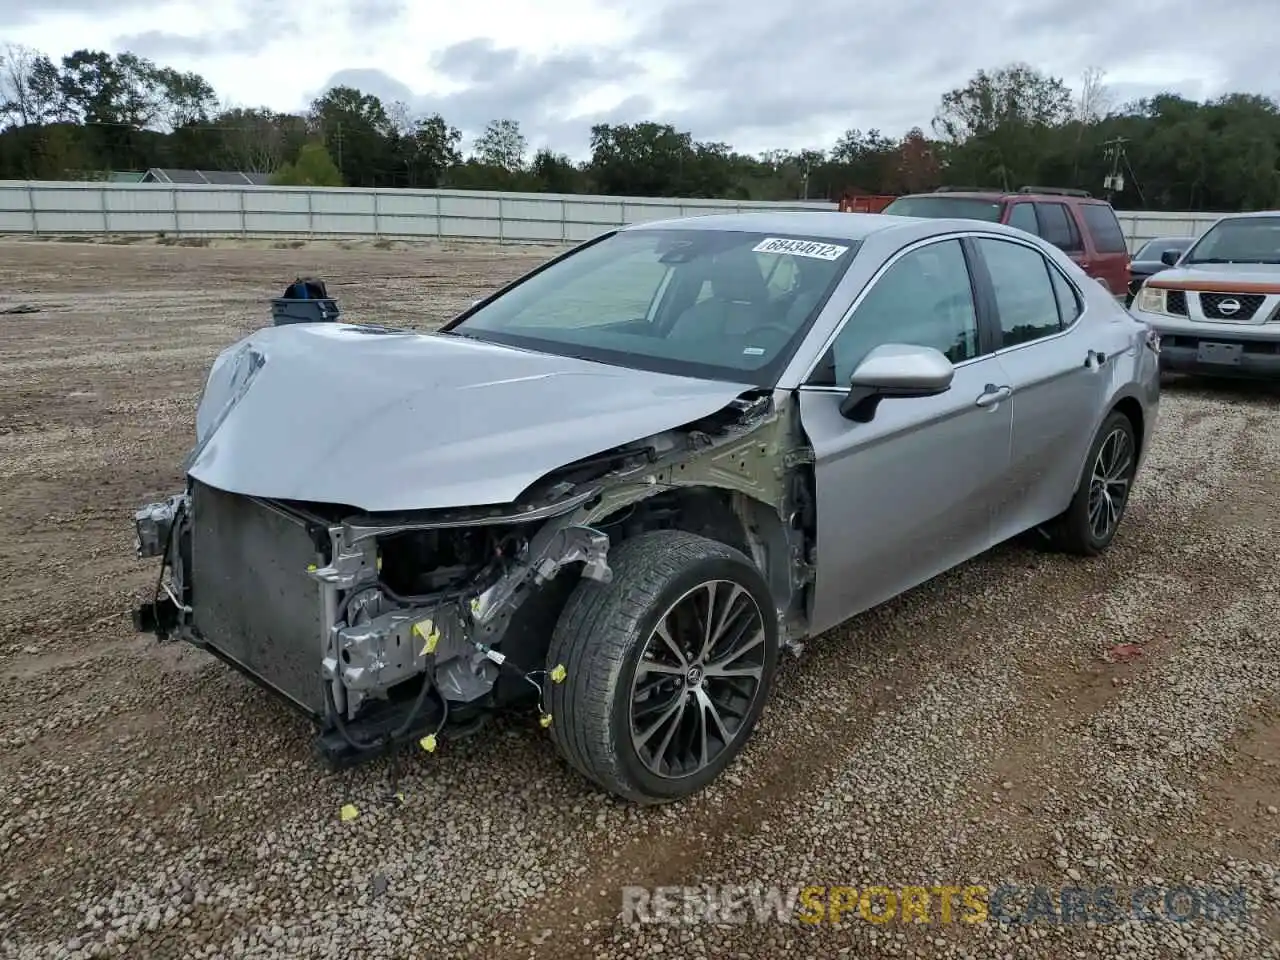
[881, 196, 1004, 222]
[1081, 204, 1128, 254]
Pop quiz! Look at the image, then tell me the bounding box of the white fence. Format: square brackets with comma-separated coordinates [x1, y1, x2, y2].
[0, 180, 1228, 251]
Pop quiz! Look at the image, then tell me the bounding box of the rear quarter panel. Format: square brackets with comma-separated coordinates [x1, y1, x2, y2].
[1074, 202, 1131, 298]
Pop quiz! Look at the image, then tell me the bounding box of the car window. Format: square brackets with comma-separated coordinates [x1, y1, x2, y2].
[1081, 204, 1128, 254]
[880, 196, 1003, 221]
[1006, 203, 1038, 235]
[1182, 215, 1280, 265]
[451, 227, 859, 387]
[814, 239, 979, 385]
[508, 246, 671, 329]
[1034, 203, 1082, 253]
[1049, 265, 1082, 327]
[757, 253, 798, 297]
[976, 237, 1064, 347]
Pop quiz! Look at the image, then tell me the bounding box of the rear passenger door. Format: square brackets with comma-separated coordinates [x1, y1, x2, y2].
[969, 235, 1109, 541]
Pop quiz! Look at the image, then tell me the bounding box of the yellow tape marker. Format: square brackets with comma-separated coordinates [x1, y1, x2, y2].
[411, 619, 440, 656]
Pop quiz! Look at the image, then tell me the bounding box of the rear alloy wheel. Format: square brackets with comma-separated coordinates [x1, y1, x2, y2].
[546, 530, 779, 804]
[1046, 410, 1138, 556]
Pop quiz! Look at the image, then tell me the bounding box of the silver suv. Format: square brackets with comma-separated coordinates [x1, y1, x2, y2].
[1130, 210, 1280, 377]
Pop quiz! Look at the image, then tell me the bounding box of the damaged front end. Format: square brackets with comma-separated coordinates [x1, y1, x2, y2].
[132, 356, 812, 772]
[133, 480, 613, 767]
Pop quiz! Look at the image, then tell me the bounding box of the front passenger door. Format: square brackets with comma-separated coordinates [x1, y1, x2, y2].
[797, 238, 1014, 635]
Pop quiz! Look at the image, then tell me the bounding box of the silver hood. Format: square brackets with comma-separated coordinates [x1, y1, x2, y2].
[1149, 261, 1280, 285]
[186, 323, 755, 513]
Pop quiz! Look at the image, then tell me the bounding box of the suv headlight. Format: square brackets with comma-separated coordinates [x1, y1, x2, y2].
[1134, 285, 1173, 316]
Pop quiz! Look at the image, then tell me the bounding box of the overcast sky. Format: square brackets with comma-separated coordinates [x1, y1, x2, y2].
[3, 0, 1276, 159]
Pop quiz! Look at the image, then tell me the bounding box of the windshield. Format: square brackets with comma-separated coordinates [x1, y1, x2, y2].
[1135, 237, 1192, 260]
[445, 228, 859, 386]
[881, 195, 1004, 222]
[1182, 216, 1280, 264]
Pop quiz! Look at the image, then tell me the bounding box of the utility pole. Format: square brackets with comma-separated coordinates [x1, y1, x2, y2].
[1101, 136, 1128, 202]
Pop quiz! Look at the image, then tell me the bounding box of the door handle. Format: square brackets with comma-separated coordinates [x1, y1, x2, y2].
[975, 384, 1011, 407]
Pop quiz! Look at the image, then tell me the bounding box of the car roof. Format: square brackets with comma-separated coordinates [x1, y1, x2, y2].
[618, 210, 1009, 244]
[1208, 209, 1280, 221]
[894, 190, 1109, 205]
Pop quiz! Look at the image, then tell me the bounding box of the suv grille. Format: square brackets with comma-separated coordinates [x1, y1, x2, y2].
[1200, 292, 1264, 321]
[1166, 290, 1188, 316]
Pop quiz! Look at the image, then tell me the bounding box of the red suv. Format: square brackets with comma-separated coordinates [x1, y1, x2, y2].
[881, 187, 1131, 300]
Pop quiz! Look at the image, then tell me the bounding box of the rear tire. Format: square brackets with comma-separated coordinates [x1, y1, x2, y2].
[1045, 410, 1138, 556]
[546, 530, 779, 804]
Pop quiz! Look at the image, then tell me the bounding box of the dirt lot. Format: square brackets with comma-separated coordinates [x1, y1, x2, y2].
[0, 236, 1277, 960]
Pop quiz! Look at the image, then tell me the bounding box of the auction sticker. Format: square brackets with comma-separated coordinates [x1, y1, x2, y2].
[752, 237, 849, 260]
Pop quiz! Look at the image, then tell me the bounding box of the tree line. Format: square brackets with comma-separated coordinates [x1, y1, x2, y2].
[2, 43, 1279, 211]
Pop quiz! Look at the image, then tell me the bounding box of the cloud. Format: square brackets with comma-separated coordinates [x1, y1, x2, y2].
[313, 38, 647, 154]
[0, 0, 133, 27]
[7, 0, 1278, 156]
[111, 0, 299, 60]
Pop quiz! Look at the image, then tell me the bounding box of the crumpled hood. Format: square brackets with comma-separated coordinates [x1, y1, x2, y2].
[186, 323, 755, 513]
[1147, 261, 1280, 286]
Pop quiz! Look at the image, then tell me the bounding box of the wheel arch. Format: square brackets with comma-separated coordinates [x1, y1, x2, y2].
[1109, 393, 1146, 461]
[591, 484, 798, 618]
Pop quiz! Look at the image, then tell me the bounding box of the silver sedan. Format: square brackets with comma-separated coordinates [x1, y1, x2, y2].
[131, 211, 1161, 804]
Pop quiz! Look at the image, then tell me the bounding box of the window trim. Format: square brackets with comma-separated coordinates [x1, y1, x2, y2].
[966, 233, 1088, 356]
[798, 233, 995, 390]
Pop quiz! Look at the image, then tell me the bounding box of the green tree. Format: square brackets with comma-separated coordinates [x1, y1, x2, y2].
[0, 43, 63, 126]
[530, 147, 584, 193]
[932, 63, 1075, 189]
[271, 141, 343, 186]
[308, 85, 396, 186]
[472, 118, 527, 172]
[402, 113, 462, 187]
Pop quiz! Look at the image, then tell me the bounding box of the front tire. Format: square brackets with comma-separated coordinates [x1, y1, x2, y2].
[1046, 410, 1138, 556]
[546, 530, 779, 804]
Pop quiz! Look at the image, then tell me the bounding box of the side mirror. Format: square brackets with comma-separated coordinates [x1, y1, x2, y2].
[1160, 249, 1182, 266]
[839, 343, 954, 422]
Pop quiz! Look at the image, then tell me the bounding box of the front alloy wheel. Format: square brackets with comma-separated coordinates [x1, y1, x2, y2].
[546, 530, 779, 804]
[630, 580, 767, 780]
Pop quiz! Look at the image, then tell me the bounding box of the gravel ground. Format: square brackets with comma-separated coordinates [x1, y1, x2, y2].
[0, 236, 1277, 960]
